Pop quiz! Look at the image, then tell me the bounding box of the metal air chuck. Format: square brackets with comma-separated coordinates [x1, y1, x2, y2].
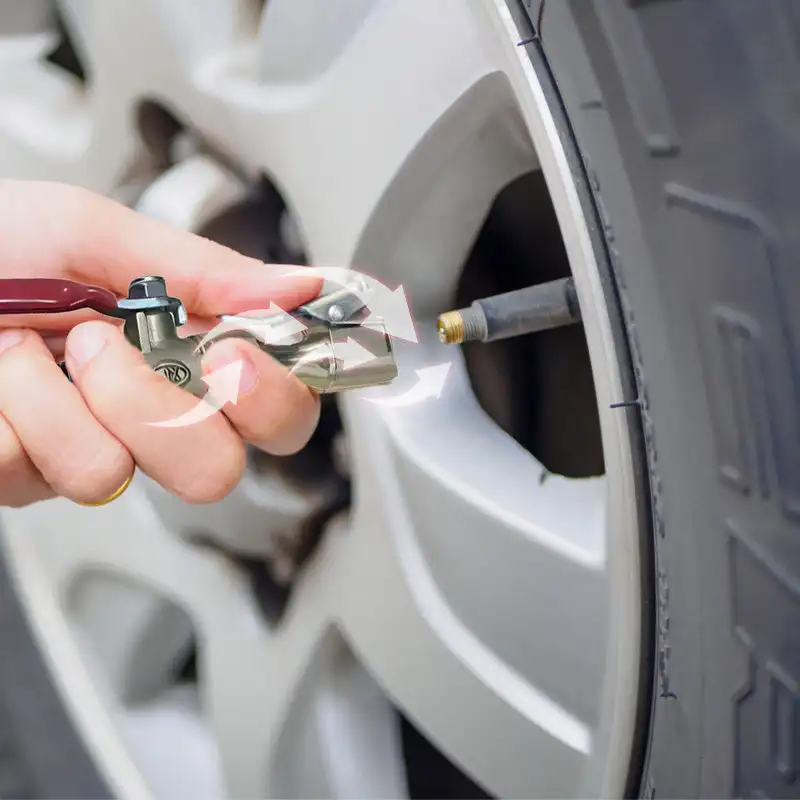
[0, 275, 398, 396]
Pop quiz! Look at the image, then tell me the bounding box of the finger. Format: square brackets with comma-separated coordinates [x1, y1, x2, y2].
[0, 309, 122, 334]
[41, 332, 68, 360]
[0, 412, 54, 508]
[202, 339, 321, 456]
[0, 329, 134, 504]
[65, 321, 246, 504]
[0, 181, 321, 317]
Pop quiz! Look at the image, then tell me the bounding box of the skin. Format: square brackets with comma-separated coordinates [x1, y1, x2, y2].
[0, 180, 322, 508]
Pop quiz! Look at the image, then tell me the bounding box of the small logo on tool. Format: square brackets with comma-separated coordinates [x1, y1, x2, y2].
[154, 360, 191, 388]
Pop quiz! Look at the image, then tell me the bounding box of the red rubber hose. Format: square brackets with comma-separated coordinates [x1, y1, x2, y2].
[0, 278, 120, 317]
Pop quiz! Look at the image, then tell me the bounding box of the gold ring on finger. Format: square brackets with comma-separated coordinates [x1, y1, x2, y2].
[76, 469, 135, 508]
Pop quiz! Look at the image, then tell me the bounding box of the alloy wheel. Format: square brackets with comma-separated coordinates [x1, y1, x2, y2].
[0, 1, 647, 797]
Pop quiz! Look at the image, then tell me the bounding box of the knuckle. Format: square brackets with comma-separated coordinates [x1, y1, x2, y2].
[0, 330, 45, 367]
[0, 424, 53, 507]
[173, 437, 246, 505]
[260, 385, 320, 455]
[0, 426, 24, 475]
[78, 355, 153, 419]
[56, 445, 132, 503]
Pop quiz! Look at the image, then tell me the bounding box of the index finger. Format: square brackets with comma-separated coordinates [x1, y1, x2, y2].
[1, 181, 321, 318]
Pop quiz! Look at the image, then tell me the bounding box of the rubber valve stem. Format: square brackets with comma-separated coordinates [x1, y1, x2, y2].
[437, 276, 581, 345]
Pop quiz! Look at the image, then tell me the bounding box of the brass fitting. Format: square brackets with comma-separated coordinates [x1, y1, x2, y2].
[437, 311, 466, 344]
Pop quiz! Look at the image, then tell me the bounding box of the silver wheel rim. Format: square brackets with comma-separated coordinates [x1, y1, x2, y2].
[0, 1, 644, 797]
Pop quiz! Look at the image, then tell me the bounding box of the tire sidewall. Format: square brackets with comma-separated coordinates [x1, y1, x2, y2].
[520, 1, 767, 797]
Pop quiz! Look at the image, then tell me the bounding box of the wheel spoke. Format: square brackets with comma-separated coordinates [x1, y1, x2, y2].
[69, 570, 194, 705]
[325, 336, 616, 798]
[270, 631, 407, 799]
[0, 29, 91, 182]
[144, 469, 323, 563]
[1, 484, 234, 608]
[180, 505, 407, 800]
[190, 0, 533, 278]
[0, 0, 257, 187]
[255, 0, 383, 84]
[195, 616, 299, 798]
[77, 0, 256, 78]
[0, 482, 329, 798]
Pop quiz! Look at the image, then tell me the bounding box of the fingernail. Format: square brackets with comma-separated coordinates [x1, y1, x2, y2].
[67, 322, 110, 370]
[204, 342, 258, 396]
[265, 263, 310, 275]
[0, 330, 23, 354]
[267, 264, 322, 281]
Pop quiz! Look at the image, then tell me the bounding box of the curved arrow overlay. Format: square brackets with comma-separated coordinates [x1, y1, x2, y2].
[364, 363, 451, 408]
[193, 268, 417, 369]
[147, 360, 245, 428]
[194, 304, 307, 353]
[287, 336, 378, 380]
[335, 337, 378, 370]
[281, 266, 418, 343]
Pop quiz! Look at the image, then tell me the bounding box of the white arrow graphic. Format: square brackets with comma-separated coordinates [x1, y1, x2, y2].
[288, 336, 376, 378]
[365, 363, 451, 407]
[335, 337, 376, 369]
[289, 348, 325, 375]
[363, 284, 417, 343]
[148, 360, 245, 428]
[281, 266, 418, 343]
[195, 304, 307, 352]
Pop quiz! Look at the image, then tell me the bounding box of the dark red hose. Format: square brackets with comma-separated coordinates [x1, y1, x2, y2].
[0, 278, 120, 317]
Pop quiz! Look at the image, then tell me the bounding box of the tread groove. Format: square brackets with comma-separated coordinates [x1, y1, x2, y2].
[592, 0, 679, 155]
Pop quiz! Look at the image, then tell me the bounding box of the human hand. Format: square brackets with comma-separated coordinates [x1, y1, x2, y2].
[0, 180, 322, 508]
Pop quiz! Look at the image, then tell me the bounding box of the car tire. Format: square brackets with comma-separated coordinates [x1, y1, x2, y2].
[0, 543, 109, 799]
[515, 0, 800, 796]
